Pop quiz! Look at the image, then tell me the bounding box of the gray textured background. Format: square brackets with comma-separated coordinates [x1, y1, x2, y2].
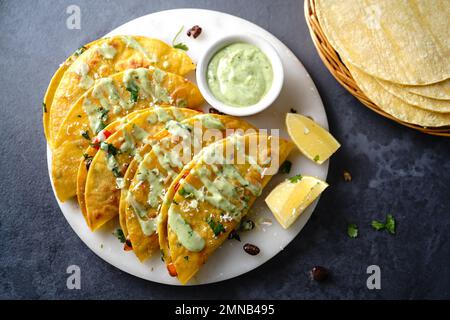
[1, 0, 449, 300]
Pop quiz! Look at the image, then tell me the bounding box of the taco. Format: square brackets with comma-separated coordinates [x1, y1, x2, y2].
[118, 143, 152, 237]
[159, 133, 294, 284]
[51, 67, 204, 202]
[43, 39, 101, 135]
[82, 107, 201, 231]
[124, 114, 257, 262]
[44, 35, 195, 145]
[76, 109, 149, 220]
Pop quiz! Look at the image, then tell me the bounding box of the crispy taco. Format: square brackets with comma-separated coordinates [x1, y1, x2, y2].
[44, 35, 195, 145]
[76, 109, 149, 220]
[159, 133, 294, 284]
[51, 67, 204, 202]
[43, 39, 101, 134]
[82, 107, 201, 231]
[124, 114, 257, 262]
[118, 144, 152, 236]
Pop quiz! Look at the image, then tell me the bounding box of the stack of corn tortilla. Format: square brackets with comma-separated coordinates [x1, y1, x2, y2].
[316, 0, 450, 127]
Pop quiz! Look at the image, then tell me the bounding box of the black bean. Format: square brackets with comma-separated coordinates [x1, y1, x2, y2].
[208, 107, 224, 115]
[243, 243, 260, 255]
[310, 266, 330, 282]
[187, 25, 202, 39]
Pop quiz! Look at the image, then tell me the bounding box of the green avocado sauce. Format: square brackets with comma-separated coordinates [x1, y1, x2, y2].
[168, 206, 205, 252]
[206, 42, 273, 107]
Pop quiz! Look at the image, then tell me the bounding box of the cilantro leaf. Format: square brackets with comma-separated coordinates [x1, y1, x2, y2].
[347, 223, 358, 238]
[174, 43, 189, 51]
[385, 214, 396, 234]
[178, 187, 192, 198]
[278, 160, 292, 174]
[371, 214, 396, 234]
[371, 220, 385, 231]
[206, 217, 225, 237]
[172, 26, 189, 51]
[313, 155, 320, 162]
[126, 83, 139, 103]
[101, 142, 118, 156]
[113, 228, 126, 243]
[288, 174, 303, 183]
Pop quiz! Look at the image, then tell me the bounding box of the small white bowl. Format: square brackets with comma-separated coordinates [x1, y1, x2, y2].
[196, 34, 284, 116]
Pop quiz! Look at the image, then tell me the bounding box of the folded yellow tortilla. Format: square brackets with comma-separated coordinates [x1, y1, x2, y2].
[51, 67, 204, 202]
[45, 35, 196, 146]
[83, 107, 201, 231]
[159, 133, 294, 284]
[76, 109, 148, 219]
[43, 39, 101, 141]
[118, 144, 152, 237]
[124, 114, 257, 262]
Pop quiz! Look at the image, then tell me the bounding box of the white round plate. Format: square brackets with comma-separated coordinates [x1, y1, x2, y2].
[47, 9, 329, 285]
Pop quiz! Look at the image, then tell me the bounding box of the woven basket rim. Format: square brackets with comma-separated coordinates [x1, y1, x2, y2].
[304, 0, 450, 137]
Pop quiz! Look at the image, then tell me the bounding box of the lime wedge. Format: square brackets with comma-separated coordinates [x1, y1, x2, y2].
[265, 175, 328, 229]
[286, 113, 340, 164]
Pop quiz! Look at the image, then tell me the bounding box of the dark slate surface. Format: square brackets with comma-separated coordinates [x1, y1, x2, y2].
[1, 0, 449, 300]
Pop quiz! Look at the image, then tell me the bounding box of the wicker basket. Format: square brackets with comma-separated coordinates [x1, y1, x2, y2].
[304, 0, 450, 137]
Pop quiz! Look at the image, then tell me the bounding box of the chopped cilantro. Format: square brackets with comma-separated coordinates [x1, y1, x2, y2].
[371, 214, 396, 235]
[288, 174, 303, 183]
[81, 130, 90, 140]
[73, 46, 87, 57]
[98, 107, 109, 119]
[206, 217, 225, 237]
[386, 215, 396, 234]
[173, 199, 179, 205]
[113, 229, 126, 243]
[126, 83, 139, 103]
[112, 167, 122, 178]
[347, 223, 358, 238]
[101, 142, 118, 156]
[42, 102, 47, 113]
[313, 155, 320, 162]
[173, 43, 189, 51]
[178, 187, 192, 198]
[95, 108, 109, 133]
[371, 220, 385, 231]
[278, 160, 292, 174]
[172, 26, 189, 51]
[184, 256, 189, 261]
